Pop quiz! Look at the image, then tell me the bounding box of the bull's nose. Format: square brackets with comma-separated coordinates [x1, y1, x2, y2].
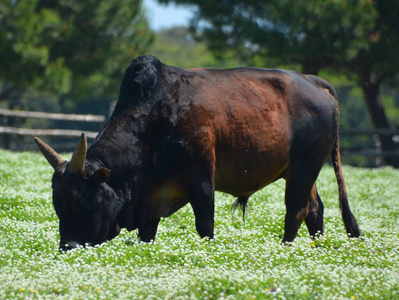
[59, 241, 84, 251]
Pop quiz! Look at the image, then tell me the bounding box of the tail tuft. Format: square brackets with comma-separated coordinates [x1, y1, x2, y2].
[341, 201, 361, 238]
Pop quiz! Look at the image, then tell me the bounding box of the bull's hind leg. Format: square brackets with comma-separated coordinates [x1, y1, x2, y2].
[282, 165, 323, 243]
[304, 184, 324, 239]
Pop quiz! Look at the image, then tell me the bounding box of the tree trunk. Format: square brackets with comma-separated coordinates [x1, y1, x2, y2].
[361, 72, 399, 168]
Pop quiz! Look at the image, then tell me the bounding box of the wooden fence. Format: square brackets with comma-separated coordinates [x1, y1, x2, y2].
[0, 108, 105, 139]
[340, 128, 399, 157]
[0, 108, 107, 151]
[1, 108, 399, 166]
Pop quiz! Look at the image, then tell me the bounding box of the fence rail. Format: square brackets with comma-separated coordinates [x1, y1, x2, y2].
[340, 148, 399, 157]
[340, 128, 399, 136]
[0, 108, 105, 123]
[0, 126, 98, 139]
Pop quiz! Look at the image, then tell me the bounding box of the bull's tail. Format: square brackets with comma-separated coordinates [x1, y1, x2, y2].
[331, 135, 361, 238]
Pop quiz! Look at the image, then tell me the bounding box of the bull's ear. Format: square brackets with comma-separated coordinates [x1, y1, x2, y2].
[93, 168, 111, 183]
[34, 137, 65, 169]
[67, 133, 87, 174]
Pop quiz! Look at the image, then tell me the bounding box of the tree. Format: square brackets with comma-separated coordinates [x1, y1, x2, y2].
[354, 0, 399, 167]
[159, 0, 399, 167]
[0, 0, 154, 102]
[148, 26, 242, 68]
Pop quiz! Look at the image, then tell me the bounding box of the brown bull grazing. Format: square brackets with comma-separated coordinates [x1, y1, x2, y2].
[35, 55, 360, 250]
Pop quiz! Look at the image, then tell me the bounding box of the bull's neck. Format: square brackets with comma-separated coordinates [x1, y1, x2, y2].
[86, 110, 153, 196]
[85, 111, 153, 231]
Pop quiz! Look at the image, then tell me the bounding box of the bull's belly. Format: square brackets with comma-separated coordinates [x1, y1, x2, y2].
[146, 181, 188, 220]
[214, 153, 288, 197]
[145, 145, 289, 220]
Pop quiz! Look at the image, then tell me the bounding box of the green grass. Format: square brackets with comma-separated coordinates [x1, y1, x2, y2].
[1, 149, 398, 299]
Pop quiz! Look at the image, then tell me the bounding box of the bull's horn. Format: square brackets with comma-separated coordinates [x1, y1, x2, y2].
[34, 137, 65, 169]
[67, 133, 87, 174]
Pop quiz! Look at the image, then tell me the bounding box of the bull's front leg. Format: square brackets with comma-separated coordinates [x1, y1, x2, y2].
[187, 178, 215, 239]
[138, 218, 160, 242]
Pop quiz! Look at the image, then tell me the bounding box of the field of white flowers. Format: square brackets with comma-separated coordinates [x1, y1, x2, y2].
[0, 149, 398, 299]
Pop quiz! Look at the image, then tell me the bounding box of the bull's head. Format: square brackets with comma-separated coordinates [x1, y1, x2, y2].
[35, 133, 121, 251]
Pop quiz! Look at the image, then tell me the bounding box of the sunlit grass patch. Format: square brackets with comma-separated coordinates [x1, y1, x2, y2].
[0, 150, 398, 299]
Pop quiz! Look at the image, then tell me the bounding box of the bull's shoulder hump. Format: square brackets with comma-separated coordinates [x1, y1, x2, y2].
[119, 56, 165, 101]
[127, 55, 163, 83]
[130, 55, 162, 70]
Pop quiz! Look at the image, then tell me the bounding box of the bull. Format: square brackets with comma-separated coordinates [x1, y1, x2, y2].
[35, 55, 360, 250]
